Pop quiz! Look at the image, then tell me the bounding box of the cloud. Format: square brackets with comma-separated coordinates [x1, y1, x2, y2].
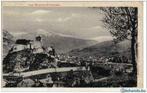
[56, 13, 80, 22]
[36, 29, 52, 36]
[10, 31, 27, 36]
[35, 18, 44, 22]
[31, 10, 51, 15]
[57, 17, 71, 22]
[3, 7, 111, 40]
[4, 11, 18, 16]
[90, 36, 113, 42]
[90, 26, 102, 29]
[55, 33, 76, 38]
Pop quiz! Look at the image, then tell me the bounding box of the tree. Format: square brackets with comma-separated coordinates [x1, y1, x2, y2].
[100, 7, 138, 75]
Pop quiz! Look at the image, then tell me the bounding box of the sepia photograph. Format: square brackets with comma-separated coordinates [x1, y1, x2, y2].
[1, 1, 143, 89]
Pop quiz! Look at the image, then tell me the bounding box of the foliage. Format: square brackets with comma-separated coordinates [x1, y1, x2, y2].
[100, 7, 137, 42]
[100, 7, 138, 74]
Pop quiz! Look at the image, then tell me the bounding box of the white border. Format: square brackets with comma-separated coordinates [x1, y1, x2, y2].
[0, 0, 2, 90]
[143, 1, 147, 89]
[0, 0, 146, 1]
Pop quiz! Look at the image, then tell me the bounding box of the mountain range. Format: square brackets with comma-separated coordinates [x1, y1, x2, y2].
[3, 30, 131, 59]
[4, 30, 99, 54]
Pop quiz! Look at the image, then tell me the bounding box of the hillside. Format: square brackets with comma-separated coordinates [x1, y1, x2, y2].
[42, 35, 98, 53]
[68, 40, 131, 58]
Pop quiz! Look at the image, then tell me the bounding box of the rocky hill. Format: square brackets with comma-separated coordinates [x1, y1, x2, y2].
[3, 30, 15, 57]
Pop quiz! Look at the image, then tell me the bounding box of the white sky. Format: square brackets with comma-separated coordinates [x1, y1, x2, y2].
[2, 6, 113, 41]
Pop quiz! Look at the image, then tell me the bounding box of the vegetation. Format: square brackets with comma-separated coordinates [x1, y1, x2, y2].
[100, 7, 138, 75]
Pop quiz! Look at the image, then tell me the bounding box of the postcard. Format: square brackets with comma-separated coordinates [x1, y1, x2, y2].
[1, 1, 145, 92]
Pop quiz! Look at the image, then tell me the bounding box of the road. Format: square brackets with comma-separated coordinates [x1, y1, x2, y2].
[3, 67, 86, 78]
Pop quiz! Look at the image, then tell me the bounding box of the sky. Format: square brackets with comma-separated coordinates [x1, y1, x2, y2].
[2, 6, 113, 42]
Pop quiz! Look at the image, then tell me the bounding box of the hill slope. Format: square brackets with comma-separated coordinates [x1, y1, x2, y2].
[42, 35, 98, 53]
[68, 40, 131, 58]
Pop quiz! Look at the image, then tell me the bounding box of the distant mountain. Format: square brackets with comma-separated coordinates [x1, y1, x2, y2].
[68, 40, 131, 58]
[3, 30, 15, 57]
[42, 35, 98, 53]
[15, 32, 98, 53]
